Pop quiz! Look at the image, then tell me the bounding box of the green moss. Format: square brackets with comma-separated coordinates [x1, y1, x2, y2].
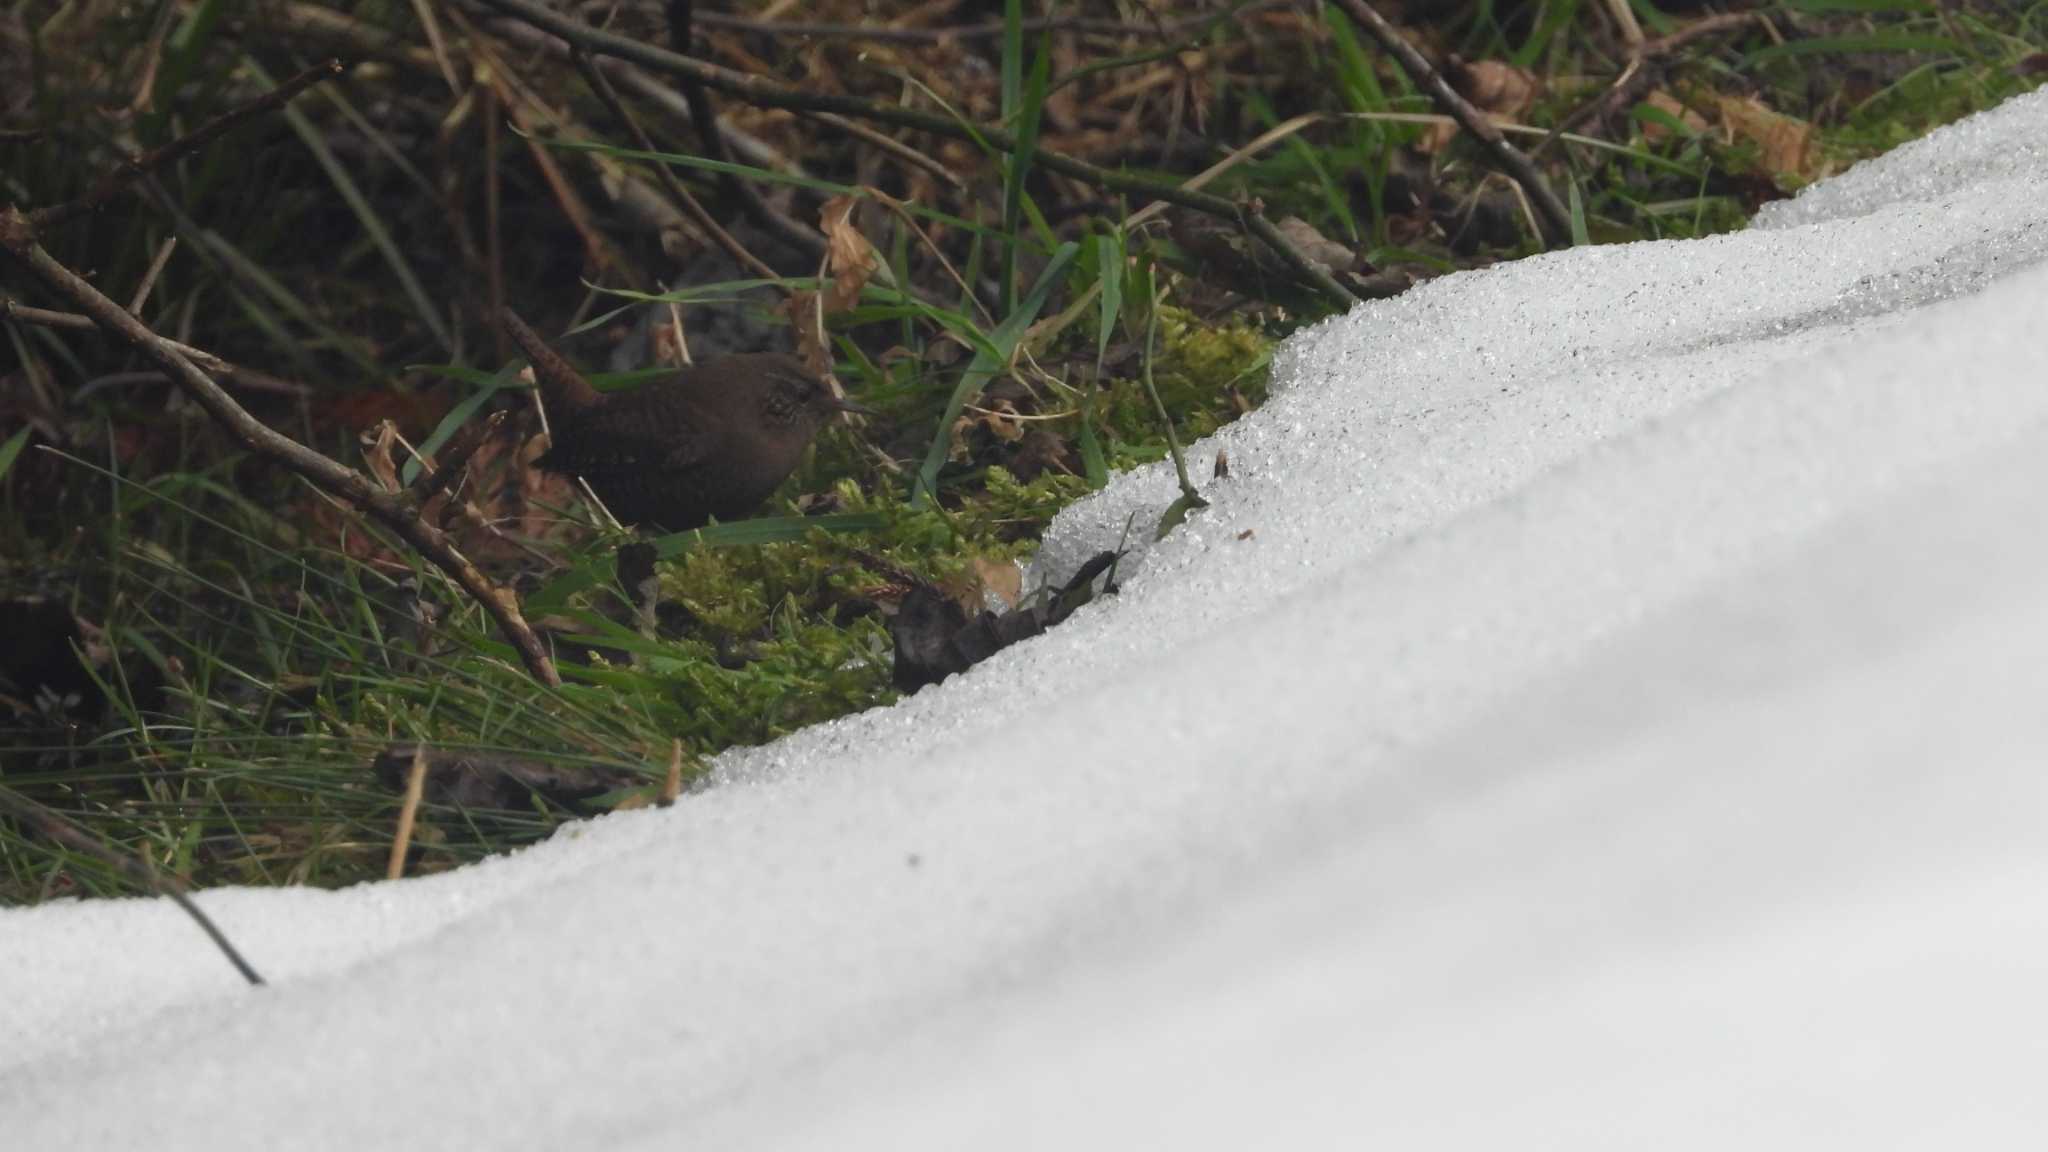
[1097, 308, 1271, 471]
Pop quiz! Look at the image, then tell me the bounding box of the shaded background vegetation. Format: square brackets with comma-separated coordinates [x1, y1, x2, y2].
[2, 0, 2041, 899]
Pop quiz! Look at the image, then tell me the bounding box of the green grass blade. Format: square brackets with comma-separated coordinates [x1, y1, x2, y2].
[911, 241, 1080, 509]
[1000, 10, 1052, 313]
[0, 425, 32, 481]
[1746, 34, 1960, 63]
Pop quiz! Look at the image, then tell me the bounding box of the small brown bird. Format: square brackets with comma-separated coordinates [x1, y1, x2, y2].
[498, 308, 864, 531]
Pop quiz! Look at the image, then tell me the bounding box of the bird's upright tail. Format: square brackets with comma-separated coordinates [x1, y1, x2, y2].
[498, 307, 603, 413]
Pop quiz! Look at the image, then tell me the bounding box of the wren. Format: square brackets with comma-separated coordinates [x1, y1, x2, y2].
[498, 308, 863, 531]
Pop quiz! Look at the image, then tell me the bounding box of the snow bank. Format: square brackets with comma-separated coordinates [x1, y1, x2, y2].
[6, 89, 2048, 1148]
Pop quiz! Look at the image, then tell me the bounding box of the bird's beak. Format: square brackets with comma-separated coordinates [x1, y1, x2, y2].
[829, 394, 875, 417]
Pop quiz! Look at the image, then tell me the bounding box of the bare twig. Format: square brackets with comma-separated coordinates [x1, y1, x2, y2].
[0, 785, 266, 986]
[659, 738, 683, 808]
[571, 48, 790, 289]
[387, 745, 429, 880]
[30, 60, 347, 232]
[3, 297, 312, 396]
[664, 0, 826, 259]
[1325, 0, 1573, 244]
[1598, 0, 1646, 53]
[471, 0, 1361, 308]
[464, 13, 802, 175]
[414, 409, 508, 506]
[484, 82, 507, 363]
[813, 112, 965, 190]
[127, 236, 179, 315]
[1534, 13, 1767, 157]
[407, 0, 466, 96]
[0, 212, 562, 688]
[690, 2, 1289, 43]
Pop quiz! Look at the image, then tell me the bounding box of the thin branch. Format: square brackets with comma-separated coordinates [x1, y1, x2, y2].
[663, 0, 825, 259]
[127, 236, 179, 315]
[387, 746, 429, 880]
[414, 409, 508, 506]
[0, 211, 562, 688]
[465, 12, 802, 175]
[1325, 0, 1573, 244]
[813, 112, 965, 190]
[471, 0, 1361, 308]
[0, 785, 266, 986]
[30, 60, 347, 232]
[1534, 13, 1768, 157]
[570, 48, 790, 290]
[659, 738, 683, 808]
[3, 297, 312, 396]
[689, 2, 1289, 43]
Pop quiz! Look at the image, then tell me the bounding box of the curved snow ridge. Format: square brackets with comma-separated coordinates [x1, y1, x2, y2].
[1758, 85, 2048, 228]
[6, 242, 2044, 1152]
[1033, 153, 2048, 595]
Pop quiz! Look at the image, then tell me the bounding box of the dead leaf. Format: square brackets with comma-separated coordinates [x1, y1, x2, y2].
[1640, 90, 1710, 145]
[976, 398, 1027, 443]
[1450, 57, 1541, 120]
[1422, 56, 1542, 152]
[819, 195, 880, 315]
[782, 289, 830, 375]
[360, 419, 405, 493]
[1717, 95, 1813, 180]
[970, 556, 1024, 610]
[890, 550, 1121, 692]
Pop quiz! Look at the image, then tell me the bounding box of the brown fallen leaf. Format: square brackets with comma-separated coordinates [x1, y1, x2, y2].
[1718, 95, 1814, 180]
[819, 194, 881, 316]
[1423, 56, 1542, 152]
[1450, 56, 1541, 119]
[359, 419, 405, 493]
[890, 550, 1122, 692]
[970, 555, 1024, 610]
[1639, 89, 1710, 145]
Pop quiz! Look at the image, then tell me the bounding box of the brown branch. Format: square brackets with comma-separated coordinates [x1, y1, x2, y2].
[471, 0, 1362, 309]
[127, 236, 179, 315]
[690, 2, 1289, 43]
[387, 746, 429, 880]
[460, 12, 801, 175]
[414, 409, 508, 506]
[29, 59, 347, 232]
[0, 785, 266, 986]
[664, 0, 825, 259]
[0, 211, 562, 688]
[1325, 0, 1574, 245]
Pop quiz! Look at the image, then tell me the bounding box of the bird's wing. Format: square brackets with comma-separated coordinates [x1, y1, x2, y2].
[658, 425, 716, 473]
[549, 398, 714, 476]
